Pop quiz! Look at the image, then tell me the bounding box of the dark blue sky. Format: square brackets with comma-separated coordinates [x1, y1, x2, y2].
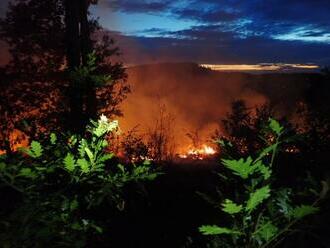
[90, 0, 330, 65]
[1, 0, 330, 65]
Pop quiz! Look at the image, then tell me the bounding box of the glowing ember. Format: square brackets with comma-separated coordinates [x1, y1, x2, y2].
[179, 145, 216, 160]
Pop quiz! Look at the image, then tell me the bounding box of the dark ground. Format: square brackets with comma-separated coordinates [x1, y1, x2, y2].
[109, 160, 219, 248]
[106, 159, 330, 248]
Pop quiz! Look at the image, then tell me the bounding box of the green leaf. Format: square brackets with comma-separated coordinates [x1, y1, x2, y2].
[269, 118, 283, 135]
[101, 140, 108, 148]
[290, 205, 318, 219]
[255, 221, 278, 242]
[71, 222, 83, 231]
[255, 144, 277, 162]
[222, 157, 257, 179]
[70, 199, 79, 211]
[64, 153, 76, 171]
[222, 199, 243, 215]
[77, 158, 90, 173]
[117, 164, 125, 173]
[91, 224, 103, 234]
[143, 160, 151, 166]
[98, 153, 114, 163]
[276, 189, 292, 218]
[199, 225, 241, 236]
[50, 133, 57, 145]
[320, 180, 329, 199]
[0, 162, 6, 171]
[246, 185, 271, 212]
[78, 139, 87, 157]
[19, 168, 36, 179]
[30, 141, 43, 158]
[254, 161, 271, 180]
[85, 147, 94, 162]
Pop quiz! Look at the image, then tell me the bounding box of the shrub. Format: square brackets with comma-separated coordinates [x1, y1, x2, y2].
[199, 119, 328, 248]
[0, 115, 159, 247]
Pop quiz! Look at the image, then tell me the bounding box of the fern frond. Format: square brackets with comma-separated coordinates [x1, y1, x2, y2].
[222, 157, 257, 179]
[290, 205, 318, 219]
[246, 185, 271, 212]
[30, 141, 43, 158]
[222, 199, 243, 215]
[64, 153, 76, 171]
[199, 225, 241, 235]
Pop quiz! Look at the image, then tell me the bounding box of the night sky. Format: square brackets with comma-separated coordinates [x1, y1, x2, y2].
[1, 0, 330, 65]
[90, 0, 330, 65]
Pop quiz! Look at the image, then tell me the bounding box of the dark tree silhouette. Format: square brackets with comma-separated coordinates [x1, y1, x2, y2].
[215, 100, 278, 158]
[0, 0, 128, 150]
[0, 0, 66, 76]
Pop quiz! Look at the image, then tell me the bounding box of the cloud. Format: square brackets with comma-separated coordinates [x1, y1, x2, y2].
[174, 8, 240, 23]
[102, 0, 172, 13]
[98, 0, 330, 46]
[100, 28, 330, 66]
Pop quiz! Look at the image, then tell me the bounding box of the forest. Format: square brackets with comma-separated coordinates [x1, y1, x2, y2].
[0, 0, 329, 247]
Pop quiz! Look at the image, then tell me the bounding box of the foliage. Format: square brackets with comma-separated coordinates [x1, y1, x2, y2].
[199, 119, 327, 248]
[0, 0, 128, 150]
[215, 101, 279, 158]
[147, 104, 176, 162]
[121, 127, 149, 163]
[0, 115, 159, 247]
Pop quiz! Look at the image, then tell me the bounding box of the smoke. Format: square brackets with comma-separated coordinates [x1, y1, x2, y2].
[0, 40, 10, 66]
[119, 63, 267, 152]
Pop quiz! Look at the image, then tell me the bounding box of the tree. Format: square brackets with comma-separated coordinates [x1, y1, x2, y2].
[0, 0, 66, 76]
[216, 100, 279, 158]
[0, 0, 128, 150]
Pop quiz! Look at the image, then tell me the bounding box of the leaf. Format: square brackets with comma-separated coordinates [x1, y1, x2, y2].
[222, 199, 243, 215]
[70, 199, 79, 211]
[85, 147, 94, 162]
[98, 153, 114, 163]
[246, 185, 271, 212]
[64, 153, 76, 172]
[117, 164, 125, 173]
[290, 205, 318, 219]
[255, 221, 278, 242]
[91, 224, 103, 234]
[19, 168, 36, 179]
[320, 180, 329, 199]
[276, 189, 293, 218]
[78, 139, 87, 157]
[255, 144, 277, 162]
[199, 225, 241, 236]
[71, 222, 83, 231]
[254, 161, 271, 180]
[222, 157, 257, 179]
[0, 162, 6, 171]
[269, 118, 283, 135]
[143, 160, 151, 166]
[50, 133, 57, 145]
[30, 141, 43, 158]
[101, 140, 108, 148]
[77, 158, 90, 173]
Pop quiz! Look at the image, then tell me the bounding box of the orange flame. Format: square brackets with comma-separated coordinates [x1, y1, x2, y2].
[179, 144, 216, 160]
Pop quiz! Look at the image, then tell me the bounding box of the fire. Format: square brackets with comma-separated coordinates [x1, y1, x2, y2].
[178, 145, 216, 160]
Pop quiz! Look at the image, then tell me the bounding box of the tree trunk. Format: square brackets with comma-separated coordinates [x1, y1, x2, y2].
[64, 0, 80, 70]
[79, 0, 97, 121]
[64, 0, 91, 134]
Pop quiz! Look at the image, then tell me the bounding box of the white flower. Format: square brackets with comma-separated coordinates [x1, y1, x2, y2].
[94, 115, 119, 137]
[99, 114, 108, 123]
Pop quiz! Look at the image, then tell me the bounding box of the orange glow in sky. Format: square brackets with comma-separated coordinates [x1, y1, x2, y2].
[200, 63, 319, 71]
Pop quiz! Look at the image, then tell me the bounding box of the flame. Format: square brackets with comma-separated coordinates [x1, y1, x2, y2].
[179, 144, 216, 160]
